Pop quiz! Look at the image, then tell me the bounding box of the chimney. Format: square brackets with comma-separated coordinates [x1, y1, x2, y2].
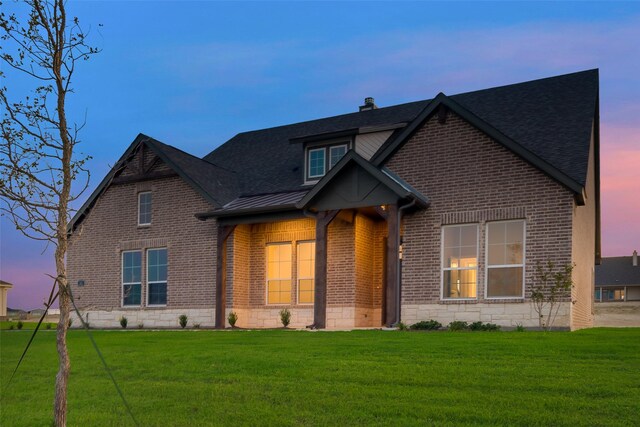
[359, 97, 378, 112]
[633, 250, 638, 267]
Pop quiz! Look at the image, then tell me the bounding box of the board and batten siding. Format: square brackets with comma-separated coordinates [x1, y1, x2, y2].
[355, 131, 393, 160]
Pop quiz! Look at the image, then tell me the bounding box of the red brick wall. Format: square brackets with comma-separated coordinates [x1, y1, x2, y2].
[386, 112, 575, 305]
[68, 157, 217, 310]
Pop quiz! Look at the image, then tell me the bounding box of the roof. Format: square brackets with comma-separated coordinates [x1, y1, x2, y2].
[596, 256, 640, 286]
[206, 69, 598, 197]
[207, 190, 308, 217]
[0, 280, 13, 288]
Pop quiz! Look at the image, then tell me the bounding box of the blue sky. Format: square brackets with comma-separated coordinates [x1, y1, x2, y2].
[2, 1, 640, 309]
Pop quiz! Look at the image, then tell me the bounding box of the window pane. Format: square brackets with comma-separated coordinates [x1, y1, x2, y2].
[123, 284, 141, 306]
[488, 221, 524, 267]
[122, 252, 141, 283]
[487, 267, 523, 298]
[148, 282, 167, 305]
[299, 279, 314, 304]
[329, 145, 347, 169]
[267, 244, 292, 304]
[488, 222, 505, 245]
[488, 243, 505, 265]
[139, 192, 152, 224]
[309, 149, 325, 177]
[268, 280, 291, 304]
[148, 249, 168, 282]
[443, 270, 477, 298]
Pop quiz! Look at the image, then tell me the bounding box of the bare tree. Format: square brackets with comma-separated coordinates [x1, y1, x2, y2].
[0, 1, 98, 425]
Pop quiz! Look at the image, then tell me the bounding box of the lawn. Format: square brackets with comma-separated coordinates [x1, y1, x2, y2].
[1, 328, 639, 426]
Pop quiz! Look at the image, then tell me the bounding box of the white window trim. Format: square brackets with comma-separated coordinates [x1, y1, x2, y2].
[296, 240, 316, 306]
[440, 224, 479, 301]
[138, 191, 152, 226]
[265, 242, 293, 305]
[307, 148, 326, 180]
[484, 220, 526, 300]
[122, 250, 142, 307]
[146, 247, 168, 307]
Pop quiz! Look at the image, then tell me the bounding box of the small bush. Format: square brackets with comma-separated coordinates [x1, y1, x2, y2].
[279, 308, 291, 328]
[515, 323, 525, 332]
[137, 322, 144, 329]
[179, 314, 188, 329]
[411, 320, 442, 330]
[9, 324, 15, 330]
[17, 321, 23, 330]
[46, 323, 52, 330]
[193, 323, 201, 329]
[228, 311, 238, 328]
[448, 321, 469, 331]
[397, 321, 409, 331]
[468, 321, 501, 331]
[119, 316, 128, 329]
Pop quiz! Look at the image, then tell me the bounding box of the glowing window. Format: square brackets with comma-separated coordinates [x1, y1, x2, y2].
[266, 243, 292, 304]
[297, 241, 315, 304]
[486, 221, 525, 298]
[442, 225, 478, 299]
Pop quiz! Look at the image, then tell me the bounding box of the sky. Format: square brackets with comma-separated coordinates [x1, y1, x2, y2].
[1, 1, 639, 310]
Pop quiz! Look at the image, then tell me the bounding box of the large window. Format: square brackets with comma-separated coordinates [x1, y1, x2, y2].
[297, 241, 315, 304]
[306, 143, 348, 181]
[122, 251, 142, 306]
[147, 248, 168, 306]
[138, 192, 152, 225]
[486, 220, 525, 298]
[267, 243, 292, 304]
[442, 225, 478, 299]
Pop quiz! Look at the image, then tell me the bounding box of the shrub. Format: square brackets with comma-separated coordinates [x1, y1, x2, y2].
[17, 321, 23, 330]
[9, 324, 14, 330]
[179, 314, 188, 329]
[46, 322, 52, 330]
[279, 308, 291, 328]
[397, 321, 409, 331]
[411, 320, 442, 331]
[119, 316, 128, 329]
[193, 323, 201, 329]
[532, 261, 575, 331]
[515, 323, 525, 332]
[228, 311, 238, 328]
[137, 322, 144, 329]
[469, 321, 501, 331]
[448, 321, 469, 331]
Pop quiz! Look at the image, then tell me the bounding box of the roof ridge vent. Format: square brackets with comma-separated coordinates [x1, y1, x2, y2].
[359, 97, 378, 112]
[633, 250, 638, 266]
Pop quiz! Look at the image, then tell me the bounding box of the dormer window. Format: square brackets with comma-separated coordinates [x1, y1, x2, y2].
[305, 143, 348, 182]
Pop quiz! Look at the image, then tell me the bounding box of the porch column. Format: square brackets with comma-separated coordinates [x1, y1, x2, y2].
[313, 210, 340, 329]
[215, 224, 236, 329]
[385, 204, 399, 327]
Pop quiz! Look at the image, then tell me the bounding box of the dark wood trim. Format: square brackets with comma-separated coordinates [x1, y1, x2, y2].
[385, 204, 399, 327]
[215, 225, 236, 329]
[312, 210, 340, 329]
[112, 170, 178, 185]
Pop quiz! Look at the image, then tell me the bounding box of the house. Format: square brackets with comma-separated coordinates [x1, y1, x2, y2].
[68, 70, 600, 330]
[0, 280, 13, 318]
[595, 251, 640, 302]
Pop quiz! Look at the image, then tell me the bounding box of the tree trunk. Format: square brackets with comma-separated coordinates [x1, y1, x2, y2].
[54, 246, 70, 427]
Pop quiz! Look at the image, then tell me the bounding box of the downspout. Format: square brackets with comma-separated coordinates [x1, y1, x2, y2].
[395, 197, 416, 326]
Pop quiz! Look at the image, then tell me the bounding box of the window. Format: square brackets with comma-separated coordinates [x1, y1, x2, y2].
[122, 251, 142, 306]
[329, 145, 348, 169]
[138, 192, 152, 225]
[442, 225, 478, 299]
[308, 148, 325, 179]
[486, 220, 525, 298]
[601, 287, 625, 302]
[594, 288, 602, 302]
[297, 241, 315, 304]
[147, 248, 168, 306]
[266, 243, 292, 304]
[306, 143, 349, 181]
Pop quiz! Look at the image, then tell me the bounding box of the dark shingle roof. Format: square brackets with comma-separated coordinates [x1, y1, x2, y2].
[204, 69, 598, 196]
[596, 256, 640, 286]
[145, 138, 238, 207]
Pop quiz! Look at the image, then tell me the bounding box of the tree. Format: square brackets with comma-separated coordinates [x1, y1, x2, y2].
[0, 1, 98, 425]
[531, 261, 575, 331]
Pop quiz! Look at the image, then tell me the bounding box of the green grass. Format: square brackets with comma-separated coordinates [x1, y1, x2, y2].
[1, 329, 639, 426]
[0, 320, 56, 330]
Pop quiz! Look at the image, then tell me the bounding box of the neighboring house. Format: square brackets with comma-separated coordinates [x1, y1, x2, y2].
[68, 70, 600, 330]
[0, 280, 13, 318]
[595, 251, 640, 302]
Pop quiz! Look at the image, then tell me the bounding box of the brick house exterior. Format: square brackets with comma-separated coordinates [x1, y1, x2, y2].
[68, 70, 600, 330]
